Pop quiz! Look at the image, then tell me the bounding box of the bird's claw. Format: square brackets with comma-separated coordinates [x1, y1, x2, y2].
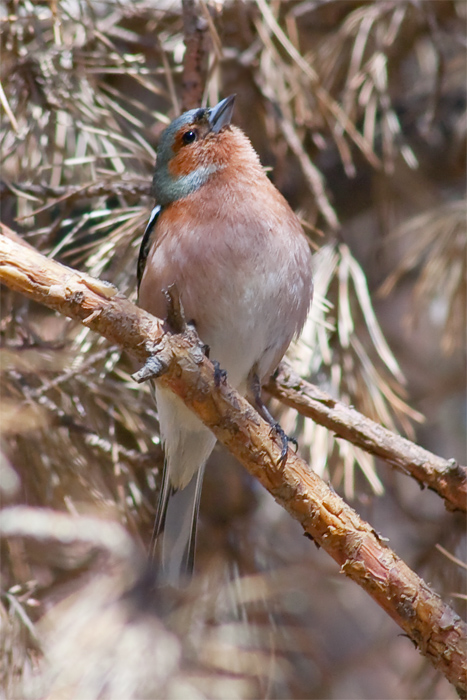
[289, 435, 299, 451]
[213, 360, 227, 387]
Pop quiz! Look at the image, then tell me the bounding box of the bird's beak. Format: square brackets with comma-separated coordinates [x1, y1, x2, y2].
[208, 95, 236, 133]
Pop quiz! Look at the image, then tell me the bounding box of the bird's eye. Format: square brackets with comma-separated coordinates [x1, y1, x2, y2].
[182, 130, 197, 145]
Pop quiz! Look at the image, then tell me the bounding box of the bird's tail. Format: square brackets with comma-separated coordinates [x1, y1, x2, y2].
[150, 385, 216, 587]
[150, 460, 205, 587]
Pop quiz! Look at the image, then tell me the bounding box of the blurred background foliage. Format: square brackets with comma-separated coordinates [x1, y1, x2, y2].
[0, 1, 465, 698]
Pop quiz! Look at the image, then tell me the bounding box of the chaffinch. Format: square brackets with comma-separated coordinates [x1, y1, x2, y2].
[138, 95, 313, 586]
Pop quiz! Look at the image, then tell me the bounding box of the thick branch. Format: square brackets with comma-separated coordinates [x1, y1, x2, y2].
[266, 364, 467, 513]
[0, 231, 465, 694]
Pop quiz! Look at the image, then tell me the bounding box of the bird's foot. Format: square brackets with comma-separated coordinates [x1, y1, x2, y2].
[271, 422, 298, 465]
[248, 370, 298, 466]
[133, 283, 185, 385]
[132, 354, 169, 383]
[213, 360, 227, 387]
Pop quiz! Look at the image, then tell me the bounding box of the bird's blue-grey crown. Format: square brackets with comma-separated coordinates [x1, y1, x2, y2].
[152, 95, 236, 206]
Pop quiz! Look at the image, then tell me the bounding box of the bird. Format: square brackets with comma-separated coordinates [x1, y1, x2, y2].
[137, 95, 313, 587]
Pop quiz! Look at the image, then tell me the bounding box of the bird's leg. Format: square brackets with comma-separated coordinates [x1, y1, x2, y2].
[249, 371, 297, 464]
[164, 284, 207, 360]
[163, 286, 227, 387]
[163, 283, 186, 333]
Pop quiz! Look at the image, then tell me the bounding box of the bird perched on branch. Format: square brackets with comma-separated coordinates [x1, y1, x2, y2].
[138, 95, 313, 586]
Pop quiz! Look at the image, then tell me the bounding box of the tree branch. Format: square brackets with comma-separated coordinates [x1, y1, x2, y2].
[266, 364, 467, 513]
[0, 229, 465, 694]
[181, 0, 210, 111]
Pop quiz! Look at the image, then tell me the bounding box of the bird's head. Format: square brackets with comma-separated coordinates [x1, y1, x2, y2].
[152, 95, 258, 205]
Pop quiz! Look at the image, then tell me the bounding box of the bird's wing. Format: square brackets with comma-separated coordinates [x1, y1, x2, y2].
[137, 205, 161, 291]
